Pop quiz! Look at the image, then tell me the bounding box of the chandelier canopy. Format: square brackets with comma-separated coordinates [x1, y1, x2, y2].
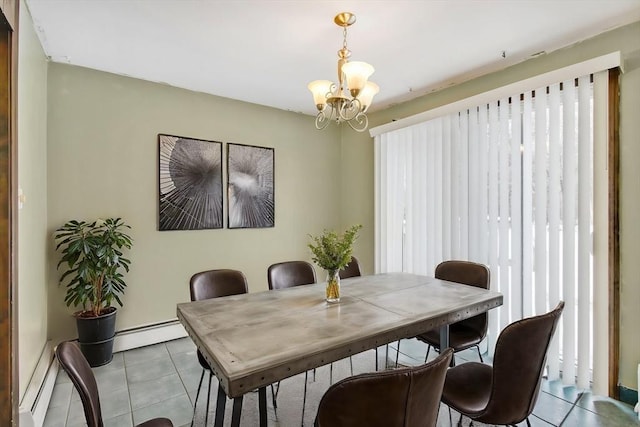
[308, 12, 379, 132]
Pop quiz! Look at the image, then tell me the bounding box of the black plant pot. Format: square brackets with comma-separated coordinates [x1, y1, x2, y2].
[75, 307, 117, 367]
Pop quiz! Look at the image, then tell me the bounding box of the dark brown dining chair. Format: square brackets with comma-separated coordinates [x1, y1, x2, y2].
[337, 255, 384, 371]
[339, 256, 361, 279]
[189, 269, 248, 427]
[397, 260, 490, 367]
[266, 260, 317, 423]
[267, 260, 316, 290]
[442, 301, 564, 427]
[56, 341, 173, 427]
[315, 347, 453, 427]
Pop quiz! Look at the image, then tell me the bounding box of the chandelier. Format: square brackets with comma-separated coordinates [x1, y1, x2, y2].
[308, 12, 379, 132]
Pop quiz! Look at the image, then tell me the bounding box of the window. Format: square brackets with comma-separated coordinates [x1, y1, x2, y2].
[374, 60, 617, 391]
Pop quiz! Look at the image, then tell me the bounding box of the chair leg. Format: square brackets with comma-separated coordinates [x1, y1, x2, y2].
[526, 418, 532, 427]
[375, 346, 379, 371]
[191, 369, 205, 426]
[475, 345, 483, 362]
[425, 344, 431, 363]
[395, 340, 400, 367]
[385, 344, 389, 368]
[202, 372, 212, 426]
[349, 356, 353, 375]
[301, 371, 308, 427]
[270, 382, 279, 410]
[330, 363, 333, 384]
[457, 413, 463, 427]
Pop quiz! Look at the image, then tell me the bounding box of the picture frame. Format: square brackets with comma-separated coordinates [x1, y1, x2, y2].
[158, 134, 223, 231]
[227, 143, 275, 229]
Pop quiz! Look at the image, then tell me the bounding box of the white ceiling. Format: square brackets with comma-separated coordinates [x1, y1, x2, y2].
[25, 0, 640, 116]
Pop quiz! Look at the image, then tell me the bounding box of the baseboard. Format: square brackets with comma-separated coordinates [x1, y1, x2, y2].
[21, 319, 188, 427]
[619, 384, 638, 407]
[112, 318, 187, 353]
[19, 341, 56, 427]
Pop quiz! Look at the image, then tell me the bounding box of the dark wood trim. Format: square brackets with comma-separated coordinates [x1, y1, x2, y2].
[608, 67, 620, 399]
[0, 0, 17, 424]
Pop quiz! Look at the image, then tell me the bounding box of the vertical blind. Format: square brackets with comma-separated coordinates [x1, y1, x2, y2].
[374, 72, 606, 388]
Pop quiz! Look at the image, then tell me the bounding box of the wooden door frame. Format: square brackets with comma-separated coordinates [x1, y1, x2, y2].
[608, 68, 620, 399]
[0, 0, 18, 425]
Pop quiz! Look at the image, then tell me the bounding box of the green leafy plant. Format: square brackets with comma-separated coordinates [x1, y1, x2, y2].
[308, 224, 362, 273]
[54, 218, 133, 317]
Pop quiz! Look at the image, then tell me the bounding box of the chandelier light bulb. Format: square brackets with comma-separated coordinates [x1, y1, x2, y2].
[308, 80, 334, 110]
[342, 61, 375, 96]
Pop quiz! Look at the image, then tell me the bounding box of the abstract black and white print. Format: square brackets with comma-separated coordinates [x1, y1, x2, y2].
[158, 134, 223, 230]
[227, 143, 274, 228]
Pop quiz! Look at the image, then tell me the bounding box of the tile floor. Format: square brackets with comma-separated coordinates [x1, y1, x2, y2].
[44, 337, 640, 427]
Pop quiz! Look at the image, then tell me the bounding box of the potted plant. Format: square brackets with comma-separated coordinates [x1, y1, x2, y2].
[54, 217, 133, 366]
[308, 224, 362, 303]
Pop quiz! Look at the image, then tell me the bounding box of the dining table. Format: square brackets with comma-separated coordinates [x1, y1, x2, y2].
[176, 272, 503, 427]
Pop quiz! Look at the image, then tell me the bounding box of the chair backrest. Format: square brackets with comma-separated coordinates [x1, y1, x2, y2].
[481, 301, 565, 425]
[189, 269, 248, 301]
[315, 348, 453, 427]
[339, 256, 361, 279]
[435, 260, 490, 337]
[267, 261, 316, 290]
[56, 341, 103, 427]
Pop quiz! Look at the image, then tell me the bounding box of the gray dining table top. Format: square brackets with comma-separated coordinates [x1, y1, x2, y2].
[176, 272, 503, 398]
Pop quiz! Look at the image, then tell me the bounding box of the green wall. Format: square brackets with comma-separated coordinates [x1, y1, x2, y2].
[340, 21, 640, 392]
[46, 64, 343, 342]
[17, 3, 48, 400]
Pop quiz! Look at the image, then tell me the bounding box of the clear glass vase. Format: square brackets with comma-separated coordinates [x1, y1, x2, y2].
[326, 270, 341, 303]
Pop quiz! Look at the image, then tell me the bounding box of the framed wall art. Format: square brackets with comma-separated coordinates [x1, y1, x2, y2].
[227, 143, 275, 228]
[158, 134, 223, 231]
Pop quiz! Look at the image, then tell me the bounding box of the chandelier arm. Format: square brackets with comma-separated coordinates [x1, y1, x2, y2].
[346, 111, 369, 132]
[338, 98, 361, 121]
[315, 108, 335, 130]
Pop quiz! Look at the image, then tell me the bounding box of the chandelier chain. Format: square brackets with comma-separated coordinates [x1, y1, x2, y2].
[342, 26, 348, 51]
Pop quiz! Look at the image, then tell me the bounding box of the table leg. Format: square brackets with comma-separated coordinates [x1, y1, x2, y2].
[258, 387, 267, 427]
[439, 324, 455, 366]
[231, 395, 243, 427]
[214, 385, 226, 427]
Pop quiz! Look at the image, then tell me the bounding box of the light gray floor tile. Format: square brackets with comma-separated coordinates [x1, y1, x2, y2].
[67, 398, 86, 425]
[43, 403, 68, 427]
[126, 355, 177, 383]
[93, 352, 125, 373]
[129, 373, 185, 410]
[576, 392, 640, 426]
[455, 347, 485, 363]
[66, 418, 88, 427]
[103, 412, 134, 427]
[532, 390, 575, 425]
[168, 348, 201, 373]
[48, 381, 73, 409]
[178, 365, 208, 396]
[132, 394, 192, 427]
[165, 337, 196, 355]
[55, 369, 71, 384]
[562, 405, 632, 426]
[94, 366, 127, 394]
[541, 378, 582, 403]
[99, 386, 132, 419]
[123, 343, 169, 366]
